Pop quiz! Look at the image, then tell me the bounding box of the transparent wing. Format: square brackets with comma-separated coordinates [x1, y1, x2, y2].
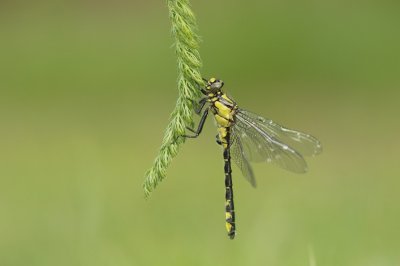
[238, 110, 322, 157]
[230, 132, 257, 187]
[232, 110, 310, 173]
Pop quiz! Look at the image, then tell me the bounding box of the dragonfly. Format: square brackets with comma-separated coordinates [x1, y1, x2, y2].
[183, 77, 322, 239]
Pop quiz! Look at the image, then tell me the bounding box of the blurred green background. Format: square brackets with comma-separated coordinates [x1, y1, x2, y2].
[1, 1, 400, 265]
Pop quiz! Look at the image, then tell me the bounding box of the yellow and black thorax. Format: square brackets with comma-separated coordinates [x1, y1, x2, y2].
[207, 92, 237, 148]
[203, 77, 238, 149]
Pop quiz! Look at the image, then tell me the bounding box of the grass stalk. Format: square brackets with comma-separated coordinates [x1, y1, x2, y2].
[143, 0, 204, 197]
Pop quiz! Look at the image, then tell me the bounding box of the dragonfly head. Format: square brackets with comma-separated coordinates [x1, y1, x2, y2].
[203, 77, 224, 94]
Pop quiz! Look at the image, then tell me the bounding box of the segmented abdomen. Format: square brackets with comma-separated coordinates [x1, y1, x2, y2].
[223, 131, 236, 239]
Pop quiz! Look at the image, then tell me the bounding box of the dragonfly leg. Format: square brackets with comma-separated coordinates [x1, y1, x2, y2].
[194, 98, 207, 115]
[183, 108, 209, 138]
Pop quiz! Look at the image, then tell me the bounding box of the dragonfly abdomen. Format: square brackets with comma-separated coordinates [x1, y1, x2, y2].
[223, 130, 236, 239]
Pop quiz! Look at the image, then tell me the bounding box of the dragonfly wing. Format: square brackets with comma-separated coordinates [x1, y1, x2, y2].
[237, 110, 322, 157]
[233, 111, 309, 173]
[230, 132, 257, 187]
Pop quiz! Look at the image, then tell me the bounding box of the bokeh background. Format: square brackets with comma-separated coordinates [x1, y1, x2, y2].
[1, 1, 400, 265]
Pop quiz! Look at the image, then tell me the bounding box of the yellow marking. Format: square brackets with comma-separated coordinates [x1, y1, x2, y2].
[221, 93, 234, 104]
[225, 222, 232, 232]
[218, 127, 227, 138]
[225, 200, 231, 207]
[210, 77, 216, 83]
[226, 212, 232, 220]
[215, 115, 230, 127]
[214, 101, 232, 120]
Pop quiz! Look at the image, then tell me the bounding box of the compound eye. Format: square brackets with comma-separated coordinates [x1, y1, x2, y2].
[210, 82, 222, 90]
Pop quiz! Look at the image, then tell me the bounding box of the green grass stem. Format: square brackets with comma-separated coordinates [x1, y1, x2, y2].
[143, 0, 204, 197]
